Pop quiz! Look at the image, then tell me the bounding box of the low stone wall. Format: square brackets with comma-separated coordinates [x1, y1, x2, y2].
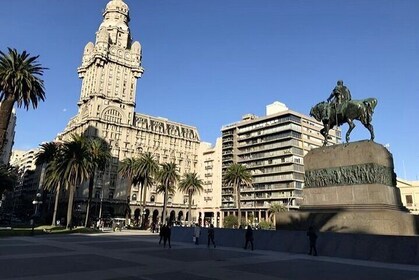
[171, 227, 419, 265]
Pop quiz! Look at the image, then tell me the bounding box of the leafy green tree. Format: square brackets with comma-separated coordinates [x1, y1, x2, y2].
[178, 172, 203, 226]
[258, 220, 273, 230]
[156, 162, 179, 224]
[223, 215, 238, 228]
[84, 137, 111, 227]
[0, 48, 46, 155]
[223, 163, 252, 227]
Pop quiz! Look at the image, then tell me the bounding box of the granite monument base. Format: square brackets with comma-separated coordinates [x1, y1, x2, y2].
[277, 141, 417, 236]
[275, 210, 418, 236]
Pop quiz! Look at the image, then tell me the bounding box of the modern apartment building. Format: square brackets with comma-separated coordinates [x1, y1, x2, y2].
[221, 101, 341, 224]
[10, 149, 39, 174]
[397, 178, 419, 215]
[56, 0, 200, 223]
[8, 148, 42, 217]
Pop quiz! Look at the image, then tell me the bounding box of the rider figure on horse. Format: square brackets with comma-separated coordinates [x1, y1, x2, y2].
[326, 80, 352, 121]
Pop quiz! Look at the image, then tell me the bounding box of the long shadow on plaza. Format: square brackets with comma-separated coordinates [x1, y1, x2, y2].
[0, 254, 142, 279]
[133, 247, 260, 263]
[228, 259, 419, 280]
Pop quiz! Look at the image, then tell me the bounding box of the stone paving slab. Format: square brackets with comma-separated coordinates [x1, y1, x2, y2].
[84, 240, 157, 250]
[0, 244, 72, 256]
[0, 239, 32, 246]
[43, 235, 119, 243]
[228, 259, 419, 280]
[0, 254, 141, 279]
[138, 271, 218, 280]
[1, 231, 419, 280]
[134, 247, 260, 262]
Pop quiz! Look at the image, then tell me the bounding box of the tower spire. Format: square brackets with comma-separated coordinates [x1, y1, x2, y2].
[75, 0, 143, 126]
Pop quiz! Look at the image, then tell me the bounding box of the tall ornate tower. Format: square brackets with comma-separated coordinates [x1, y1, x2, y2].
[58, 0, 201, 223]
[77, 0, 143, 127]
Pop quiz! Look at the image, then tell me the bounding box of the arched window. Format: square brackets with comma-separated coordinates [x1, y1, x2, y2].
[132, 194, 137, 201]
[103, 108, 122, 124]
[150, 195, 155, 203]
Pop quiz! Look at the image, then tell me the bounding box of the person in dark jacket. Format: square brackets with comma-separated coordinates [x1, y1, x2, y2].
[244, 225, 254, 250]
[163, 224, 171, 248]
[307, 226, 318, 256]
[207, 224, 216, 248]
[159, 224, 166, 245]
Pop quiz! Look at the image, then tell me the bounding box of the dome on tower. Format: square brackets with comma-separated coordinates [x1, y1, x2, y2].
[104, 0, 129, 18]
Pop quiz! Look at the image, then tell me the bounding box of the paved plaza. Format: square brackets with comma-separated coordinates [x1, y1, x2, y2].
[0, 230, 418, 280]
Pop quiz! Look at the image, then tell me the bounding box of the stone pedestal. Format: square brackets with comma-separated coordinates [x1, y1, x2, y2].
[276, 141, 417, 236]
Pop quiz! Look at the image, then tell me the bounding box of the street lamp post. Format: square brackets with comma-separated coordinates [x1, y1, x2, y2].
[31, 193, 43, 235]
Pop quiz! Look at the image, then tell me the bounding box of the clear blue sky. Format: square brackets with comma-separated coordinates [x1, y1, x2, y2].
[1, 0, 418, 180]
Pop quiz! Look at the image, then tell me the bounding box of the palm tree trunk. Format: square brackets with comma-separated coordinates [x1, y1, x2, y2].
[237, 182, 241, 227]
[84, 174, 95, 227]
[188, 192, 192, 226]
[161, 185, 168, 224]
[51, 183, 61, 226]
[66, 184, 75, 229]
[141, 178, 148, 228]
[0, 97, 14, 155]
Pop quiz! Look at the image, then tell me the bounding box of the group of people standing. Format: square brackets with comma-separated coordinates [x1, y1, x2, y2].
[157, 223, 318, 256]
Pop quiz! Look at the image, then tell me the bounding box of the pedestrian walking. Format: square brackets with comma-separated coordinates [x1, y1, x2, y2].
[193, 223, 201, 245]
[159, 224, 166, 245]
[244, 225, 254, 250]
[307, 226, 318, 256]
[207, 224, 216, 248]
[164, 224, 171, 248]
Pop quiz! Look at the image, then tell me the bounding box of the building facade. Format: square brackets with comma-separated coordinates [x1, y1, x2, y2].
[56, 0, 200, 224]
[397, 178, 419, 215]
[221, 101, 341, 224]
[195, 139, 223, 227]
[8, 148, 42, 218]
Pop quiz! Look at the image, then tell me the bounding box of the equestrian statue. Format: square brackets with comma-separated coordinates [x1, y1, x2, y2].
[310, 80, 378, 146]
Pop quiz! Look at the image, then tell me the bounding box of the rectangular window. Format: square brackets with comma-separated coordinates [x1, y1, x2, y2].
[406, 195, 413, 206]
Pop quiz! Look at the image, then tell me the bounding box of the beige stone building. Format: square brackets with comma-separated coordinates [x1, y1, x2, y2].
[57, 0, 201, 223]
[397, 178, 419, 215]
[195, 138, 223, 227]
[221, 101, 341, 224]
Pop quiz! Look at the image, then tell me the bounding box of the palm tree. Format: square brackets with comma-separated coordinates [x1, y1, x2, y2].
[178, 172, 203, 226]
[43, 160, 67, 226]
[0, 48, 47, 155]
[0, 163, 18, 194]
[137, 152, 159, 227]
[84, 137, 111, 227]
[156, 162, 179, 224]
[35, 142, 62, 226]
[118, 157, 141, 223]
[57, 134, 91, 229]
[268, 202, 287, 229]
[223, 163, 252, 227]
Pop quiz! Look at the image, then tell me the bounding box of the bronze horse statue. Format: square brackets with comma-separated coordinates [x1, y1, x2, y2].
[310, 98, 378, 146]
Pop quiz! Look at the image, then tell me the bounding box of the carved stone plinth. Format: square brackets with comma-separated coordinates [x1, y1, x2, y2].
[276, 141, 417, 235]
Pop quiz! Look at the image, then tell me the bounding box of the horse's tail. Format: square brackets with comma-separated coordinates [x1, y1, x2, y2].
[363, 98, 377, 123]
